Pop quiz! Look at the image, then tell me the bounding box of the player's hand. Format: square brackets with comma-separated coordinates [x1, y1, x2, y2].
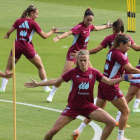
[53, 35, 60, 42]
[70, 50, 79, 58]
[122, 71, 133, 81]
[4, 34, 10, 39]
[52, 26, 59, 33]
[4, 71, 13, 78]
[24, 78, 37, 88]
[107, 20, 112, 28]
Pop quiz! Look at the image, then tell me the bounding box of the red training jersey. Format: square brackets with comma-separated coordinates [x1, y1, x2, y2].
[62, 67, 103, 109]
[12, 17, 42, 49]
[67, 22, 95, 53]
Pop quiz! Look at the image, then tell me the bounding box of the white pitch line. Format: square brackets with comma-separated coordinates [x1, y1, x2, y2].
[0, 99, 102, 140]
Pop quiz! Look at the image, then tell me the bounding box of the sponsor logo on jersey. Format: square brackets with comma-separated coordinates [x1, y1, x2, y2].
[78, 92, 89, 95]
[78, 82, 89, 90]
[20, 31, 27, 37]
[19, 21, 30, 29]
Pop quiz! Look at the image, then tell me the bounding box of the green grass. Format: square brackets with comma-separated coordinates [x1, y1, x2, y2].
[0, 0, 140, 139]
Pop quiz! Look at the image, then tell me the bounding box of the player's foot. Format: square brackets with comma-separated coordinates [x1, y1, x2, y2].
[131, 108, 140, 113]
[71, 129, 79, 140]
[117, 137, 131, 140]
[0, 89, 5, 93]
[44, 87, 52, 93]
[116, 122, 130, 127]
[46, 95, 53, 102]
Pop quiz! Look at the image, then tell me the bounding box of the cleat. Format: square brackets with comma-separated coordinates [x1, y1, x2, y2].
[116, 122, 130, 128]
[0, 89, 5, 93]
[46, 96, 53, 102]
[131, 108, 140, 113]
[117, 137, 131, 140]
[44, 87, 52, 93]
[71, 129, 79, 140]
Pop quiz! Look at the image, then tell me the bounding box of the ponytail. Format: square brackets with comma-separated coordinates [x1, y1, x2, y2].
[21, 4, 37, 18]
[112, 34, 130, 48]
[113, 18, 124, 33]
[21, 9, 28, 18]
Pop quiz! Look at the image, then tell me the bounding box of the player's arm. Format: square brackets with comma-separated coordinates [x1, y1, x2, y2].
[89, 45, 104, 54]
[4, 27, 15, 39]
[53, 31, 73, 42]
[0, 71, 6, 77]
[123, 63, 140, 74]
[131, 43, 140, 51]
[100, 74, 132, 86]
[38, 26, 59, 39]
[92, 20, 112, 31]
[24, 77, 64, 88]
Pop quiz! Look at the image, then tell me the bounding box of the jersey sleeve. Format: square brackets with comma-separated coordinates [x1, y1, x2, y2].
[100, 36, 109, 48]
[12, 19, 18, 29]
[33, 21, 42, 33]
[116, 53, 129, 66]
[95, 69, 104, 82]
[70, 24, 81, 35]
[127, 34, 135, 45]
[62, 69, 73, 82]
[90, 25, 95, 31]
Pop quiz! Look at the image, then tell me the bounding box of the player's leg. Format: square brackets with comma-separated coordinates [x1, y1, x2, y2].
[29, 54, 52, 92]
[43, 115, 73, 140]
[0, 55, 19, 92]
[132, 89, 140, 113]
[88, 108, 116, 140]
[47, 60, 74, 102]
[111, 97, 130, 140]
[71, 98, 108, 139]
[116, 85, 140, 122]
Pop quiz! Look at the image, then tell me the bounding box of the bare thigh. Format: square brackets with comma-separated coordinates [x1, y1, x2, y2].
[96, 98, 108, 109]
[88, 108, 115, 124]
[111, 97, 129, 113]
[29, 54, 44, 69]
[61, 60, 75, 75]
[51, 115, 74, 133]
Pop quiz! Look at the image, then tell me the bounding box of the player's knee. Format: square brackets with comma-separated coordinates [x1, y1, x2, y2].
[126, 94, 135, 103]
[122, 107, 130, 116]
[109, 118, 116, 128]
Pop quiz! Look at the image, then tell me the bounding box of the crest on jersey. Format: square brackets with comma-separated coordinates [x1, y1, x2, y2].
[89, 74, 93, 79]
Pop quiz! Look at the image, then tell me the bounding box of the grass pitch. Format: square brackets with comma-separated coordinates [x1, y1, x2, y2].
[0, 0, 140, 139]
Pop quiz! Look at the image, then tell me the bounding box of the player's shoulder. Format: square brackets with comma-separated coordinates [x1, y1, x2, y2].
[73, 22, 83, 29]
[15, 18, 24, 22]
[89, 67, 99, 73]
[65, 67, 76, 74]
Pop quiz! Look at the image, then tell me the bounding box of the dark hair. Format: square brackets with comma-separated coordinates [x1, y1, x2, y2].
[112, 34, 130, 48]
[84, 7, 94, 17]
[21, 4, 37, 18]
[112, 18, 124, 33]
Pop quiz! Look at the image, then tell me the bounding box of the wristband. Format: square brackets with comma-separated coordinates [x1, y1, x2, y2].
[124, 74, 128, 81]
